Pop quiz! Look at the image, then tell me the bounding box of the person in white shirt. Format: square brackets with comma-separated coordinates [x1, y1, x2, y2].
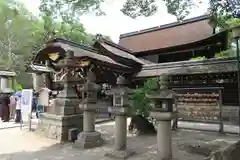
[15, 96, 21, 123]
[9, 95, 16, 119]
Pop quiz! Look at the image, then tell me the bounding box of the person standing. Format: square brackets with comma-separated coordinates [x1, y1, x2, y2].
[15, 96, 21, 123]
[1, 93, 10, 122]
[108, 106, 112, 119]
[9, 95, 16, 119]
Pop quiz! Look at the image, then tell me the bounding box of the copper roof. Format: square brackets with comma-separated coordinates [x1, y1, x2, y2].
[119, 15, 214, 53]
[135, 58, 237, 78]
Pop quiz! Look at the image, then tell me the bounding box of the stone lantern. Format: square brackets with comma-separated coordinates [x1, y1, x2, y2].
[105, 75, 135, 159]
[36, 50, 83, 142]
[74, 70, 104, 149]
[146, 75, 176, 160]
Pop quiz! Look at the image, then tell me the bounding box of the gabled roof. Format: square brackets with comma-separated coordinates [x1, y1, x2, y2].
[93, 37, 147, 69]
[33, 38, 132, 72]
[119, 15, 214, 53]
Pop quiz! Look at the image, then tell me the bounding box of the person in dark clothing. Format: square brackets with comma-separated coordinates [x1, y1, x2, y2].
[0, 93, 10, 122]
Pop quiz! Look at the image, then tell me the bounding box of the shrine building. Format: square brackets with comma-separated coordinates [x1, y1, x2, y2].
[28, 14, 239, 125]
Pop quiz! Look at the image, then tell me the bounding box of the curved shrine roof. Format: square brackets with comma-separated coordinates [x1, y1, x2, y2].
[32, 38, 144, 74]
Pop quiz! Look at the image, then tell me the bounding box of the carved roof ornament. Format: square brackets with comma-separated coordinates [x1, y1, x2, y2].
[95, 34, 103, 41]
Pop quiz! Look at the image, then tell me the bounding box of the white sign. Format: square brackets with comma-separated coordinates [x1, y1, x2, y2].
[21, 89, 33, 130]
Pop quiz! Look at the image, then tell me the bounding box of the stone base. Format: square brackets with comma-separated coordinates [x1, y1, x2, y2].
[105, 149, 135, 160]
[35, 113, 83, 142]
[74, 131, 104, 149]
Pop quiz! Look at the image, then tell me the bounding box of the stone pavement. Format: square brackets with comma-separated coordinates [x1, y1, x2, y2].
[0, 119, 239, 160]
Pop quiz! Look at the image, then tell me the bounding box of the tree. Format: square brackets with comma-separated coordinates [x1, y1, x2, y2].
[39, 0, 239, 22]
[130, 78, 160, 117]
[0, 0, 98, 88]
[0, 0, 36, 71]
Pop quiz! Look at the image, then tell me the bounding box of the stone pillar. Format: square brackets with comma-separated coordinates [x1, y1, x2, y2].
[32, 73, 45, 91]
[151, 112, 175, 160]
[83, 109, 95, 132]
[36, 50, 83, 142]
[74, 70, 103, 149]
[0, 76, 9, 91]
[11, 77, 15, 90]
[105, 76, 135, 159]
[147, 75, 176, 160]
[115, 114, 127, 150]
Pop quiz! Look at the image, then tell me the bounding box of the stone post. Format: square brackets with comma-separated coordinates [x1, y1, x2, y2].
[11, 77, 15, 91]
[105, 76, 135, 159]
[0, 76, 9, 91]
[151, 112, 175, 160]
[36, 50, 83, 142]
[32, 73, 45, 91]
[147, 75, 176, 160]
[74, 70, 103, 149]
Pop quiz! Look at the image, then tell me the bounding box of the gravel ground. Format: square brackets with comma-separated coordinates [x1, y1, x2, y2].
[0, 119, 239, 160]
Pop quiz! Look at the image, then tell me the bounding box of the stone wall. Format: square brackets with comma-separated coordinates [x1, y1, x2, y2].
[36, 113, 83, 142]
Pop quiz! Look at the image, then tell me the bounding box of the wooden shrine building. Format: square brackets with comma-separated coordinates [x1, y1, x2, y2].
[28, 14, 239, 124]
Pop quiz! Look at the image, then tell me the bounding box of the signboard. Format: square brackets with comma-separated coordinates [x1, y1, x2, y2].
[175, 92, 220, 123]
[20, 89, 33, 130]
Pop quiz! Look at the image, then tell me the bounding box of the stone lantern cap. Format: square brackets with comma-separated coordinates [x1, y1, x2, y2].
[146, 89, 175, 113]
[105, 86, 133, 96]
[116, 75, 129, 85]
[79, 81, 100, 92]
[146, 89, 174, 101]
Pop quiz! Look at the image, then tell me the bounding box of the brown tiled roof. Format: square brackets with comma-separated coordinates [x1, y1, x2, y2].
[119, 15, 214, 53]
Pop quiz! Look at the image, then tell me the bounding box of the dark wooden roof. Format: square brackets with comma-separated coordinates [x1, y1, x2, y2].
[135, 58, 238, 78]
[119, 15, 214, 53]
[93, 38, 146, 69]
[33, 38, 132, 72]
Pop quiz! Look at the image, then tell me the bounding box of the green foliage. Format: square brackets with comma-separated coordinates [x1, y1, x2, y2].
[190, 56, 207, 61]
[0, 0, 102, 88]
[215, 49, 236, 58]
[45, 0, 238, 23]
[14, 83, 23, 91]
[130, 77, 160, 117]
[9, 78, 23, 91]
[226, 18, 240, 28]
